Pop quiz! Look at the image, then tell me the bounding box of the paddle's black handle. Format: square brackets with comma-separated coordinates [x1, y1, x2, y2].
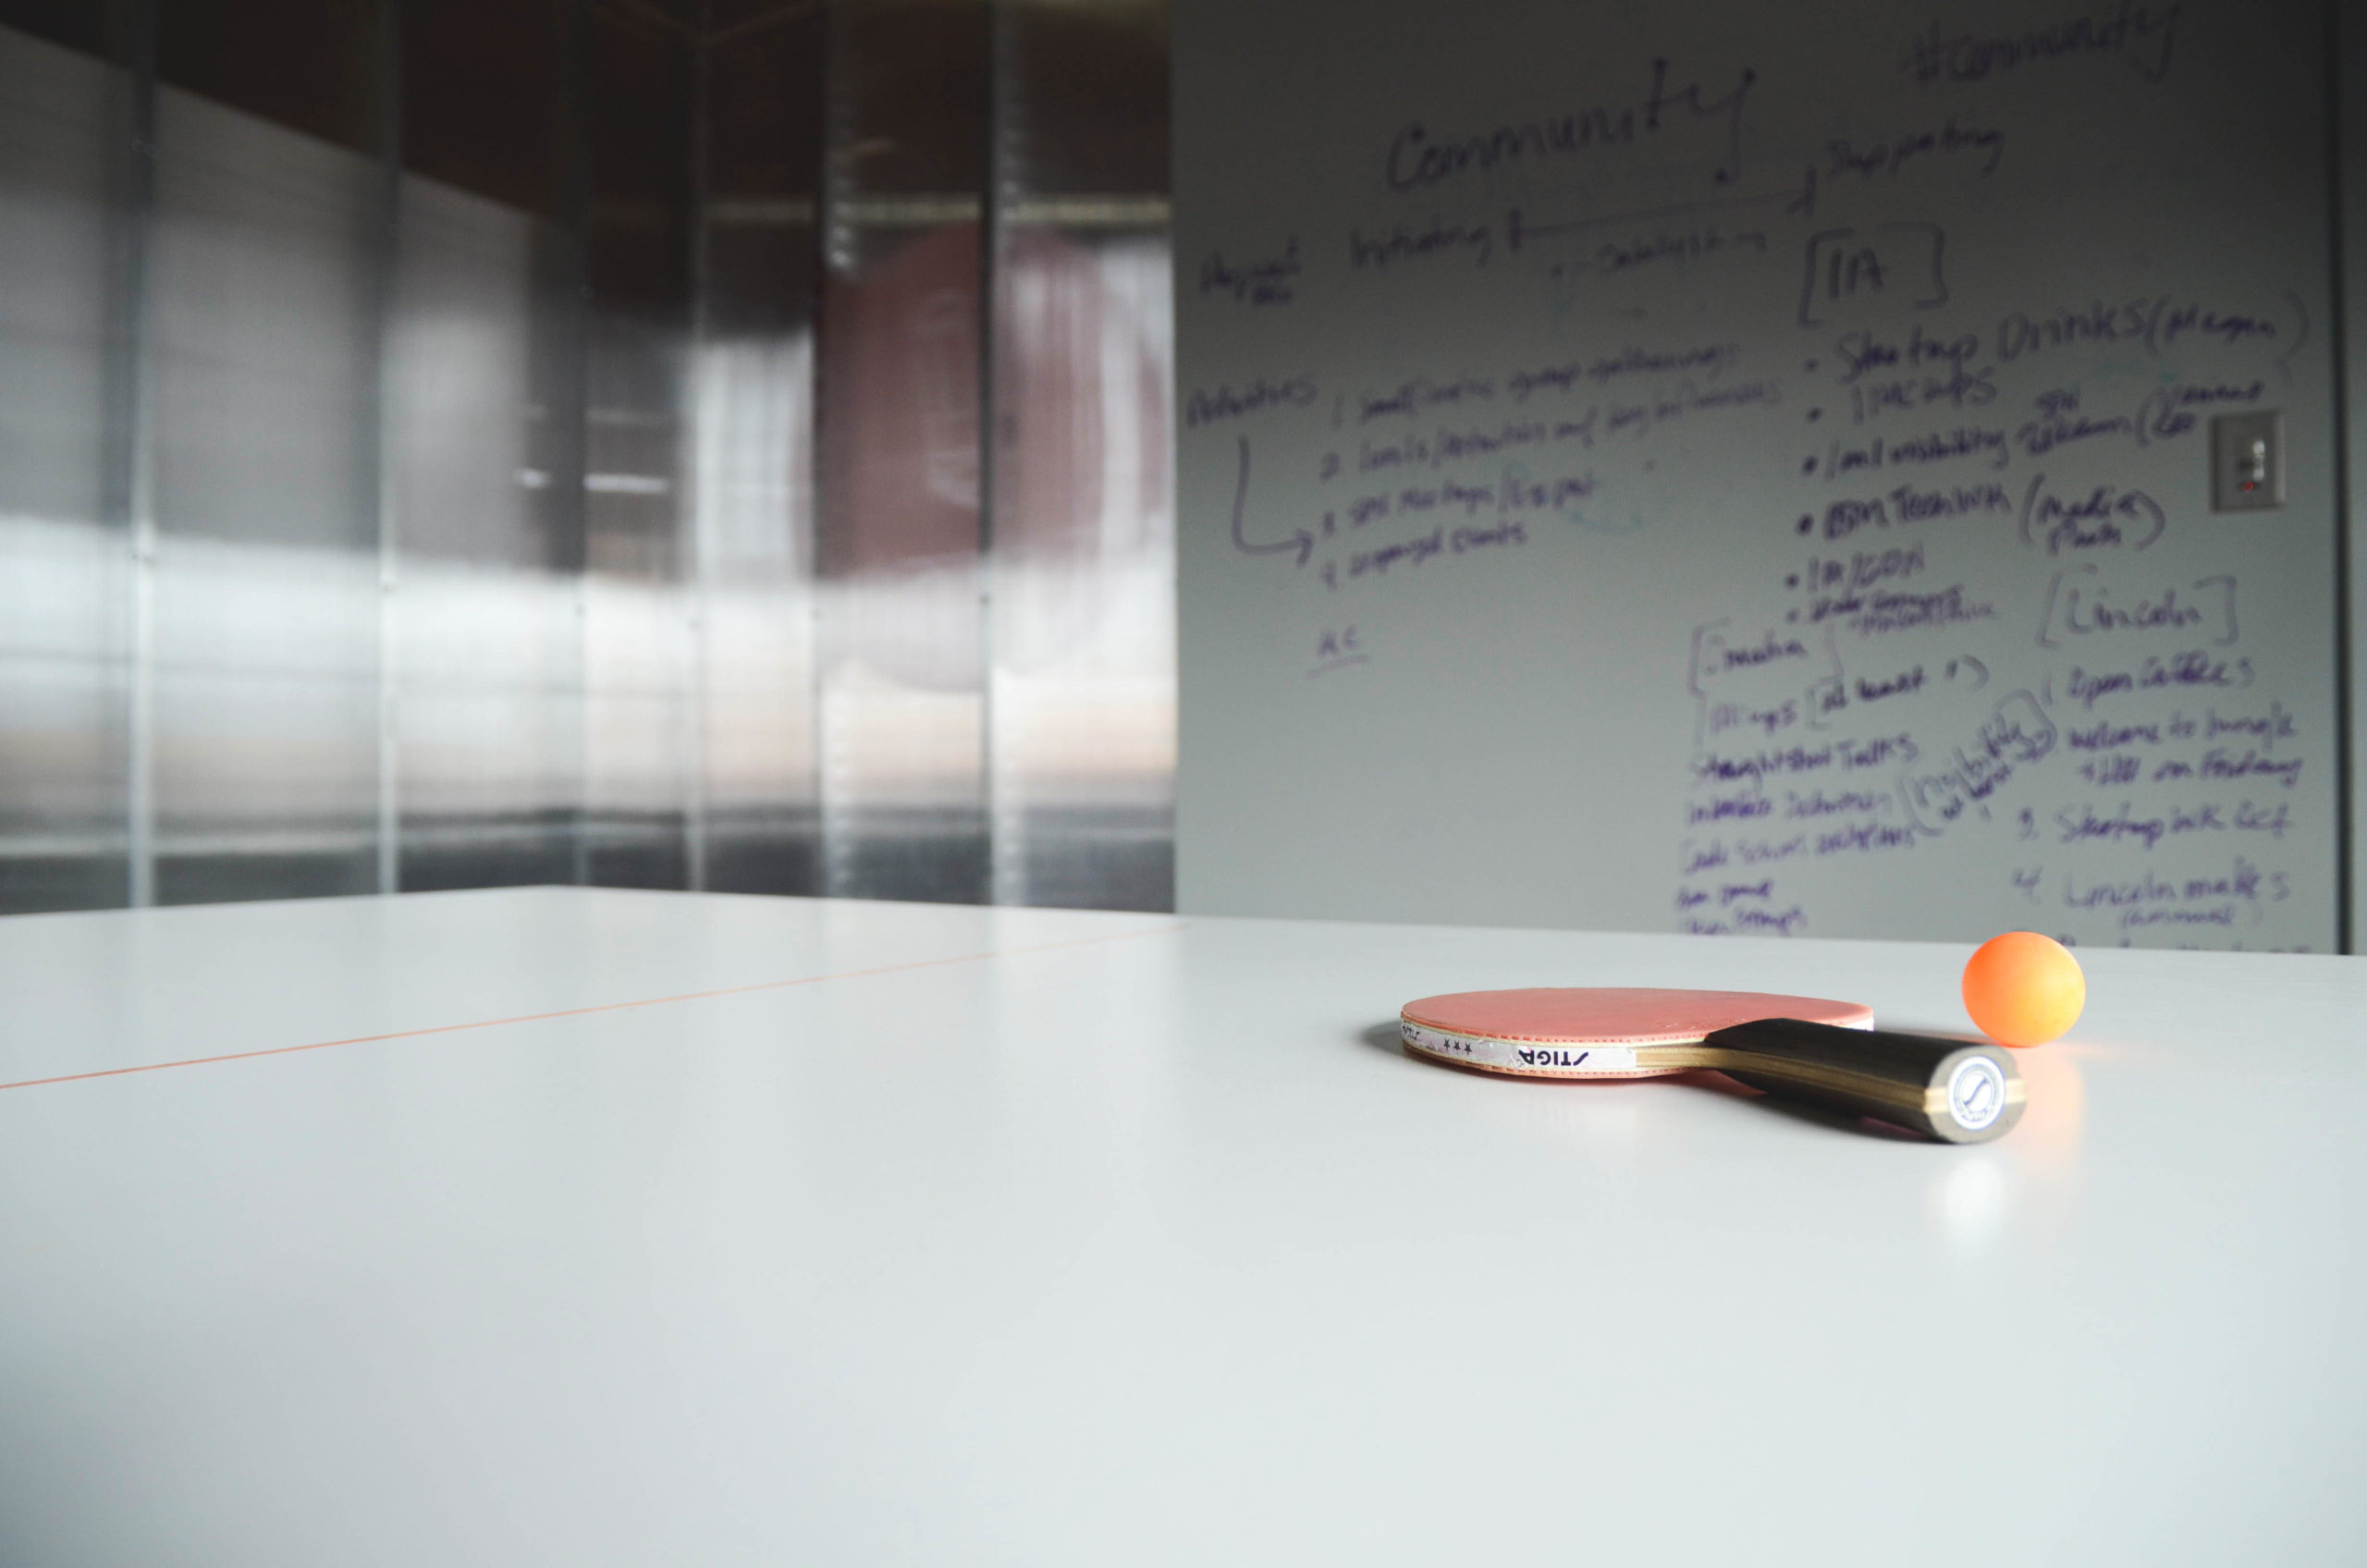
[1703, 1018, 2026, 1144]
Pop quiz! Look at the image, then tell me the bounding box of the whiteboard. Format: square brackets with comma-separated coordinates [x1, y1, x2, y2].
[1173, 0, 2340, 950]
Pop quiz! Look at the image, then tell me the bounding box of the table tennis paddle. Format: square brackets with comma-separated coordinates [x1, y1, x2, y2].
[1399, 987, 2024, 1144]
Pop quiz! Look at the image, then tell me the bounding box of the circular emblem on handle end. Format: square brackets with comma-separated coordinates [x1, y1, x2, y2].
[1946, 1055, 2009, 1133]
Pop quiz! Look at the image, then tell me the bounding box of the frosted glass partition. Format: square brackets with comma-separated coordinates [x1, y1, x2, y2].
[811, 0, 994, 904]
[694, 2, 824, 896]
[388, 175, 584, 891]
[147, 83, 384, 904]
[985, 0, 1174, 912]
[987, 234, 1176, 913]
[0, 26, 124, 913]
[0, 0, 1176, 918]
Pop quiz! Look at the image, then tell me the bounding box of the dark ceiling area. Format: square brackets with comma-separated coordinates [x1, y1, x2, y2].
[0, 0, 1169, 216]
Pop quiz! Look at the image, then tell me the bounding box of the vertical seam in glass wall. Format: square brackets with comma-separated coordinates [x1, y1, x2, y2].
[980, 0, 1010, 905]
[2330, 0, 2357, 954]
[105, 0, 160, 908]
[806, 3, 839, 896]
[372, 0, 404, 897]
[816, 0, 853, 896]
[682, 3, 716, 893]
[559, 0, 594, 888]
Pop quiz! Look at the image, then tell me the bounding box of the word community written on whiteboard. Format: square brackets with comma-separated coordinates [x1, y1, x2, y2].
[1173, 0, 2338, 949]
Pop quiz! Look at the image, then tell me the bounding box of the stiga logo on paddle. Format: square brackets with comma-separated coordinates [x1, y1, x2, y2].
[1400, 1016, 1644, 1077]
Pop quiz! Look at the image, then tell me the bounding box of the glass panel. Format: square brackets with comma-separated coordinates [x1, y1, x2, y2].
[694, 1, 826, 895]
[393, 0, 585, 893]
[985, 0, 1174, 911]
[0, 23, 126, 912]
[815, 0, 992, 903]
[387, 173, 583, 890]
[145, 79, 383, 902]
[581, 2, 696, 890]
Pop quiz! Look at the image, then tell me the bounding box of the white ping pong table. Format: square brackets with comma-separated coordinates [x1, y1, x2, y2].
[1, 887, 2361, 1563]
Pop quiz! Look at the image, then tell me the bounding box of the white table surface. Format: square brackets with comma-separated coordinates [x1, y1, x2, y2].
[1, 887, 2361, 1566]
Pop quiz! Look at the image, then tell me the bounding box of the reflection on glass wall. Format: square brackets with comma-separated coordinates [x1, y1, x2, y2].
[816, 0, 993, 905]
[0, 0, 1172, 917]
[987, 0, 1173, 913]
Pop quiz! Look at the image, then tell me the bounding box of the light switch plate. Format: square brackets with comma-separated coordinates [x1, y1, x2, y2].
[2212, 410, 2284, 511]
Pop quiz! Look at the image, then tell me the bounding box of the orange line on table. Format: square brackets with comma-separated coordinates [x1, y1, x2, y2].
[0, 923, 1189, 1094]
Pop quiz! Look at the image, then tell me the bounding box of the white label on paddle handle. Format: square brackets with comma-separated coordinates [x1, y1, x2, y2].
[1400, 1021, 1641, 1075]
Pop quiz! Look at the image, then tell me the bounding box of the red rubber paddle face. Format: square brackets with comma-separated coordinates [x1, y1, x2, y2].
[1399, 987, 1873, 1079]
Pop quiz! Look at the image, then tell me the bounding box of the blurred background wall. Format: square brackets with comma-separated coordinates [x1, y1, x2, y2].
[0, 0, 1174, 916]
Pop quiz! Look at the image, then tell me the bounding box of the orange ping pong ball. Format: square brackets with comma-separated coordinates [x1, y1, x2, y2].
[1962, 931, 2085, 1047]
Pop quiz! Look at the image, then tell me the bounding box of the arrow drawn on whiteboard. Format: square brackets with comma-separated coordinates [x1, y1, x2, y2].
[1229, 435, 1314, 568]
